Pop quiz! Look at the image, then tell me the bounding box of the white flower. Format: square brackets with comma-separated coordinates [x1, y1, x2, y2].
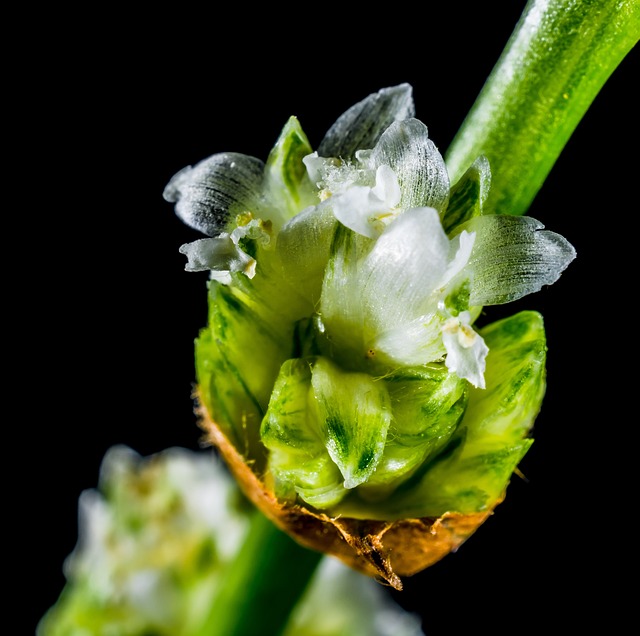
[178, 219, 270, 284]
[319, 206, 489, 386]
[441, 311, 489, 389]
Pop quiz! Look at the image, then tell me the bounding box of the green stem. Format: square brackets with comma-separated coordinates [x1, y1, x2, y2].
[200, 509, 323, 636]
[445, 0, 639, 216]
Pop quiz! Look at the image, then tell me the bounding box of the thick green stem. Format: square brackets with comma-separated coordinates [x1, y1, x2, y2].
[200, 3, 638, 634]
[200, 510, 323, 636]
[446, 0, 639, 216]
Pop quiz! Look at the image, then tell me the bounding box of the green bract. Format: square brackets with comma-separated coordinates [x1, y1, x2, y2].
[164, 84, 575, 520]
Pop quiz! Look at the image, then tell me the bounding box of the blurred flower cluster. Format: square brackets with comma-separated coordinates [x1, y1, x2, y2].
[38, 445, 424, 636]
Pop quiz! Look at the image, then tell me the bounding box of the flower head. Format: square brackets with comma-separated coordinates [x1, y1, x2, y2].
[163, 84, 576, 587]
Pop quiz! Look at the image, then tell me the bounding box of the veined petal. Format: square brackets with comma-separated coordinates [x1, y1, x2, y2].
[442, 311, 489, 388]
[277, 200, 338, 304]
[461, 215, 577, 306]
[163, 152, 265, 237]
[318, 84, 415, 160]
[311, 357, 392, 489]
[370, 118, 450, 213]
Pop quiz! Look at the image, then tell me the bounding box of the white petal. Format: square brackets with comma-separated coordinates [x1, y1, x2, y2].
[437, 229, 475, 289]
[360, 208, 450, 329]
[370, 313, 445, 367]
[442, 312, 488, 388]
[178, 236, 256, 282]
[303, 152, 324, 187]
[331, 185, 391, 238]
[371, 165, 401, 208]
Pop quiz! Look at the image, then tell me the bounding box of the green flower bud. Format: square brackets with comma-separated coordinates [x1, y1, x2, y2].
[165, 84, 575, 587]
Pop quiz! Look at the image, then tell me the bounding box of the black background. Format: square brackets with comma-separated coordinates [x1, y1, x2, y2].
[29, 4, 636, 634]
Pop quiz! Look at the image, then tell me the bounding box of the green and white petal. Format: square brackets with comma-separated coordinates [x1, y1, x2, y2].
[261, 358, 347, 508]
[441, 311, 489, 389]
[359, 365, 468, 497]
[461, 215, 577, 306]
[369, 118, 450, 213]
[311, 357, 392, 490]
[163, 152, 265, 237]
[317, 84, 415, 160]
[317, 225, 371, 365]
[442, 155, 491, 234]
[276, 200, 338, 304]
[264, 116, 317, 226]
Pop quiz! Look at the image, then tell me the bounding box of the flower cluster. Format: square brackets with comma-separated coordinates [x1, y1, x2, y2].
[163, 83, 575, 522]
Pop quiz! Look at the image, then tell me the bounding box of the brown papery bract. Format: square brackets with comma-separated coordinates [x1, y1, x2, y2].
[195, 392, 502, 591]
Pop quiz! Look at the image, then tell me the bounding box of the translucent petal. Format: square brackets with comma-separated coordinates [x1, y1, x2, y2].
[163, 152, 265, 236]
[370, 118, 450, 212]
[462, 215, 577, 305]
[318, 84, 415, 159]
